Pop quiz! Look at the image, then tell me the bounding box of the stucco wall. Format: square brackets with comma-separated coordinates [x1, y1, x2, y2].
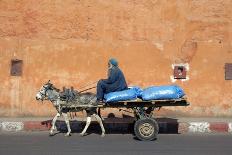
[0, 0, 231, 117]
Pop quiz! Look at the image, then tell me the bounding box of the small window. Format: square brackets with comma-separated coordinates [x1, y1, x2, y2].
[225, 63, 232, 80]
[174, 66, 186, 79]
[10, 59, 23, 76]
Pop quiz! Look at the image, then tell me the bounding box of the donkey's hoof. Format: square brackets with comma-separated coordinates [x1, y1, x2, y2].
[49, 132, 55, 136]
[65, 133, 71, 137]
[101, 133, 105, 137]
[80, 133, 87, 137]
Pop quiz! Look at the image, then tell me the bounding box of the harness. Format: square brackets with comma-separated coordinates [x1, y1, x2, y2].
[59, 87, 78, 102]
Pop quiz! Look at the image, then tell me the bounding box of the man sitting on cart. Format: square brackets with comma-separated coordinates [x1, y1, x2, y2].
[96, 58, 128, 103]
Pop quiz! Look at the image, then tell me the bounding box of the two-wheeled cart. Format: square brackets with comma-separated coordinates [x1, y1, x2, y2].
[67, 97, 189, 141]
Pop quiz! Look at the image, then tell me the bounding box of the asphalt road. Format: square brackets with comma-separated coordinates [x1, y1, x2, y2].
[0, 132, 231, 155]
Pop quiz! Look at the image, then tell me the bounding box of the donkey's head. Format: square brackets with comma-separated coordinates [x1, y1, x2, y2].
[36, 80, 59, 102]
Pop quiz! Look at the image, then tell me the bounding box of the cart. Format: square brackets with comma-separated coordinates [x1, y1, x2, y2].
[65, 97, 189, 141]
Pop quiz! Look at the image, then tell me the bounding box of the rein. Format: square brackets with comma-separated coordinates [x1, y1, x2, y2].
[78, 81, 98, 90]
[78, 86, 96, 94]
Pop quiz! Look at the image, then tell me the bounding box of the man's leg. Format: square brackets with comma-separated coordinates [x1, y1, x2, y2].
[96, 80, 107, 101]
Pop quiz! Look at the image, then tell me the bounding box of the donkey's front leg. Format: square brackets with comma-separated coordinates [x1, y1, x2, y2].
[80, 116, 91, 136]
[50, 113, 60, 136]
[62, 112, 71, 136]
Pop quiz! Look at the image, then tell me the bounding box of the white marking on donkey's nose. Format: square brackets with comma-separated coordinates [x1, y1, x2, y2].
[36, 94, 41, 100]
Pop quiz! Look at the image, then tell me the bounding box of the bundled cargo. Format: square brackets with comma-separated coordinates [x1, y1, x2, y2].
[141, 85, 185, 101]
[104, 86, 142, 102]
[128, 86, 143, 98]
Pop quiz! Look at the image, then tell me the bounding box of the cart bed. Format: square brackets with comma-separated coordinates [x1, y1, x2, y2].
[101, 97, 189, 108]
[63, 97, 189, 108]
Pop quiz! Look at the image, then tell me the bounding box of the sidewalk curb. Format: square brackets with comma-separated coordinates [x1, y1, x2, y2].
[182, 122, 232, 133]
[0, 120, 232, 134]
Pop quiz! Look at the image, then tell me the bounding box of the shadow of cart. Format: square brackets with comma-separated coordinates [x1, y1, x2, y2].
[41, 114, 179, 135]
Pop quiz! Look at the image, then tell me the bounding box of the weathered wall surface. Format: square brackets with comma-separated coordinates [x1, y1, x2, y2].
[0, 0, 231, 117]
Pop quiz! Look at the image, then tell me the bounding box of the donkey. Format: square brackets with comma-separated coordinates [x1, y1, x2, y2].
[35, 81, 105, 137]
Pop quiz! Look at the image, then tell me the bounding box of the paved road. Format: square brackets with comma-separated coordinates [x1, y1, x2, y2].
[0, 132, 231, 155]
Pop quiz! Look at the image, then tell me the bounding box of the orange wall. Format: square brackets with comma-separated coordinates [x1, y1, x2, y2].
[0, 0, 231, 117]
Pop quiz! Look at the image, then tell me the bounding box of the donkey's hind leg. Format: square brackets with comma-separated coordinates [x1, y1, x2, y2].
[93, 113, 105, 137]
[50, 113, 60, 136]
[80, 116, 91, 136]
[62, 112, 71, 136]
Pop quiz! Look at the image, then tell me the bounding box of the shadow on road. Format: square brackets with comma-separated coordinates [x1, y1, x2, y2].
[41, 114, 180, 136]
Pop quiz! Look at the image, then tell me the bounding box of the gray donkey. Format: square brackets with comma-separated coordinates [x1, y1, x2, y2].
[35, 81, 105, 137]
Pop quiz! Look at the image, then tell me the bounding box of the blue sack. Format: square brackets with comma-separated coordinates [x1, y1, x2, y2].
[104, 87, 142, 102]
[141, 85, 185, 100]
[128, 86, 143, 98]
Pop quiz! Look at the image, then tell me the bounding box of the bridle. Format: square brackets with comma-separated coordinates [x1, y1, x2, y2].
[39, 85, 51, 101]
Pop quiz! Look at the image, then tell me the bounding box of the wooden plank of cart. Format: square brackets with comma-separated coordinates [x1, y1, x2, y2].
[67, 97, 190, 141]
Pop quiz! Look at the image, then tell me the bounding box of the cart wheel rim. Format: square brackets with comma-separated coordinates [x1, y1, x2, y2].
[138, 122, 154, 138]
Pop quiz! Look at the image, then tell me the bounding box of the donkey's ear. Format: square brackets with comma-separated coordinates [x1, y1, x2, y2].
[48, 80, 51, 83]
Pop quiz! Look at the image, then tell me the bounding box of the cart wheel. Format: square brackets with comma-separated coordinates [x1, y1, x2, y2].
[134, 118, 159, 141]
